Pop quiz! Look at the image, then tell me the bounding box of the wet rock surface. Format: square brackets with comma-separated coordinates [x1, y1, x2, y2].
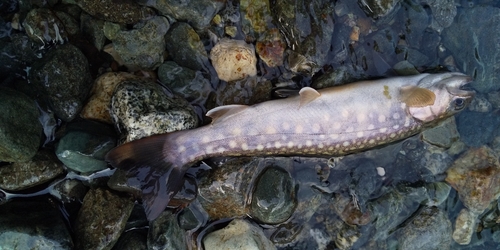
[203, 219, 276, 250]
[210, 38, 257, 82]
[0, 87, 42, 162]
[75, 0, 155, 24]
[165, 22, 208, 71]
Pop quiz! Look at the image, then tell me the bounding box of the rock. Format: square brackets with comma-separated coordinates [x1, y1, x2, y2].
[421, 117, 460, 148]
[0, 201, 73, 249]
[357, 0, 401, 18]
[396, 206, 452, 250]
[255, 28, 286, 67]
[446, 146, 500, 244]
[250, 166, 296, 224]
[103, 16, 169, 70]
[0, 87, 42, 162]
[393, 61, 420, 76]
[50, 178, 89, 203]
[138, 0, 224, 30]
[74, 188, 134, 250]
[425, 0, 457, 31]
[0, 33, 40, 79]
[56, 120, 116, 173]
[157, 61, 212, 105]
[487, 90, 500, 109]
[148, 211, 187, 250]
[468, 94, 493, 113]
[23, 8, 67, 45]
[74, 0, 155, 24]
[113, 229, 148, 250]
[81, 72, 145, 124]
[165, 22, 208, 71]
[442, 6, 500, 93]
[110, 79, 198, 143]
[81, 13, 106, 51]
[456, 110, 500, 147]
[210, 38, 257, 82]
[203, 219, 276, 250]
[240, 0, 274, 39]
[0, 150, 64, 191]
[29, 44, 92, 122]
[211, 77, 272, 107]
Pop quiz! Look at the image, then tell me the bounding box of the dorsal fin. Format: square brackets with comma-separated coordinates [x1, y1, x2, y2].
[206, 104, 249, 124]
[399, 86, 436, 107]
[299, 87, 321, 108]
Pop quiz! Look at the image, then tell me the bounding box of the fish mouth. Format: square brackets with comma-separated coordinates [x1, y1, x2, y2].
[445, 74, 475, 98]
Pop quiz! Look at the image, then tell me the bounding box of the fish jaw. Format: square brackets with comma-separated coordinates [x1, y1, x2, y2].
[407, 73, 475, 122]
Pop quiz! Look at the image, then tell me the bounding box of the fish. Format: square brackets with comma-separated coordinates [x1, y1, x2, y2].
[105, 72, 474, 220]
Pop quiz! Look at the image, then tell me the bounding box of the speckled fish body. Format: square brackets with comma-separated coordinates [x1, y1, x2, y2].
[106, 72, 474, 220]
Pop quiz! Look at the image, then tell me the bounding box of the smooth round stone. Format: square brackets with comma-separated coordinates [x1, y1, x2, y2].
[148, 211, 187, 250]
[250, 166, 296, 224]
[210, 38, 257, 82]
[203, 219, 276, 250]
[0, 87, 42, 162]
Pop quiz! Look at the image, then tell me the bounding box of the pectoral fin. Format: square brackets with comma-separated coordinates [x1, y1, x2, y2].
[299, 87, 321, 108]
[399, 86, 436, 107]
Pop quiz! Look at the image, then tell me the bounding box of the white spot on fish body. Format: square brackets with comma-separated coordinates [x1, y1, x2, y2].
[404, 117, 411, 127]
[357, 113, 366, 123]
[390, 133, 396, 138]
[295, 125, 304, 133]
[376, 167, 385, 176]
[330, 134, 339, 140]
[312, 124, 321, 133]
[333, 122, 341, 129]
[393, 113, 400, 119]
[306, 140, 313, 147]
[346, 127, 354, 133]
[318, 143, 324, 148]
[357, 131, 364, 138]
[343, 141, 350, 147]
[323, 114, 330, 121]
[378, 115, 386, 123]
[367, 124, 375, 130]
[232, 128, 242, 135]
[282, 122, 291, 130]
[393, 125, 399, 130]
[266, 127, 276, 134]
[275, 142, 282, 148]
[379, 127, 387, 133]
[288, 141, 294, 148]
[206, 146, 214, 154]
[369, 139, 375, 144]
[342, 109, 349, 118]
[202, 136, 210, 143]
[217, 147, 225, 153]
[241, 143, 249, 150]
[320, 135, 326, 139]
[229, 141, 237, 148]
[179, 146, 186, 152]
[257, 144, 264, 151]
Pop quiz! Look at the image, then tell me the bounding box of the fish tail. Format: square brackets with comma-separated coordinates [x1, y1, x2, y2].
[105, 134, 187, 221]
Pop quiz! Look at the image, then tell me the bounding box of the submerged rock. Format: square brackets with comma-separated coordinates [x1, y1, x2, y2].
[148, 211, 187, 250]
[0, 87, 42, 162]
[75, 0, 155, 24]
[23, 8, 67, 45]
[357, 0, 401, 18]
[29, 44, 92, 122]
[165, 22, 208, 71]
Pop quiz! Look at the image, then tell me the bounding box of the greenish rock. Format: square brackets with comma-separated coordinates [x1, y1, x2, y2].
[29, 44, 92, 122]
[0, 150, 64, 191]
[0, 201, 73, 249]
[250, 167, 296, 224]
[23, 8, 67, 45]
[0, 87, 42, 162]
[104, 16, 170, 70]
[0, 34, 40, 79]
[114, 230, 148, 250]
[210, 77, 272, 108]
[426, 0, 457, 31]
[311, 66, 365, 89]
[75, 188, 134, 250]
[50, 179, 88, 203]
[240, 0, 274, 39]
[165, 22, 208, 71]
[393, 61, 419, 76]
[56, 130, 115, 173]
[396, 206, 452, 250]
[157, 61, 212, 104]
[442, 6, 500, 93]
[203, 219, 276, 250]
[74, 0, 156, 24]
[148, 211, 187, 250]
[110, 79, 198, 142]
[81, 13, 106, 51]
[139, 0, 224, 30]
[421, 117, 459, 148]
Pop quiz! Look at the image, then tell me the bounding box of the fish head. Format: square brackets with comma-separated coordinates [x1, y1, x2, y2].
[406, 72, 475, 123]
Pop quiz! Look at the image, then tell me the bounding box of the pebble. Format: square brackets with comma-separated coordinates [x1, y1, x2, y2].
[74, 0, 155, 24]
[421, 117, 460, 148]
[74, 187, 135, 250]
[29, 44, 92, 122]
[255, 28, 286, 67]
[110, 79, 198, 142]
[0, 87, 42, 162]
[0, 150, 64, 191]
[203, 219, 276, 250]
[148, 211, 187, 250]
[23, 8, 67, 45]
[165, 22, 208, 71]
[468, 94, 493, 113]
[210, 38, 257, 82]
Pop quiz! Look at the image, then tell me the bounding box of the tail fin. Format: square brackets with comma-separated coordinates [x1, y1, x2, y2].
[105, 134, 187, 221]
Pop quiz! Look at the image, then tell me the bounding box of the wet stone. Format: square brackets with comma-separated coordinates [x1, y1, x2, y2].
[487, 90, 500, 109]
[250, 166, 296, 224]
[157, 61, 212, 105]
[212, 77, 272, 107]
[357, 0, 401, 18]
[23, 8, 67, 45]
[104, 16, 170, 70]
[0, 150, 64, 191]
[395, 206, 452, 249]
[468, 94, 493, 113]
[0, 201, 73, 249]
[165, 22, 208, 71]
[255, 28, 286, 68]
[50, 178, 89, 203]
[442, 6, 500, 93]
[74, 187, 134, 250]
[81, 13, 106, 51]
[203, 219, 276, 250]
[113, 229, 148, 250]
[0, 33, 40, 79]
[425, 0, 457, 31]
[56, 122, 116, 173]
[240, 0, 274, 39]
[0, 87, 42, 162]
[139, 0, 224, 30]
[148, 211, 187, 250]
[29, 44, 92, 122]
[210, 38, 257, 82]
[74, 0, 155, 24]
[110, 79, 198, 142]
[456, 110, 500, 147]
[421, 117, 460, 148]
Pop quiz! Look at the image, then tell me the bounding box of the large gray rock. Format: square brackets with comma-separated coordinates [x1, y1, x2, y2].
[0, 87, 42, 162]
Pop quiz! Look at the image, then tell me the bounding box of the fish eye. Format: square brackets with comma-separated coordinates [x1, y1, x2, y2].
[454, 98, 466, 110]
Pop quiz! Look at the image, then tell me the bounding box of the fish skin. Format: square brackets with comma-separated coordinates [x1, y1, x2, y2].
[105, 72, 474, 220]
